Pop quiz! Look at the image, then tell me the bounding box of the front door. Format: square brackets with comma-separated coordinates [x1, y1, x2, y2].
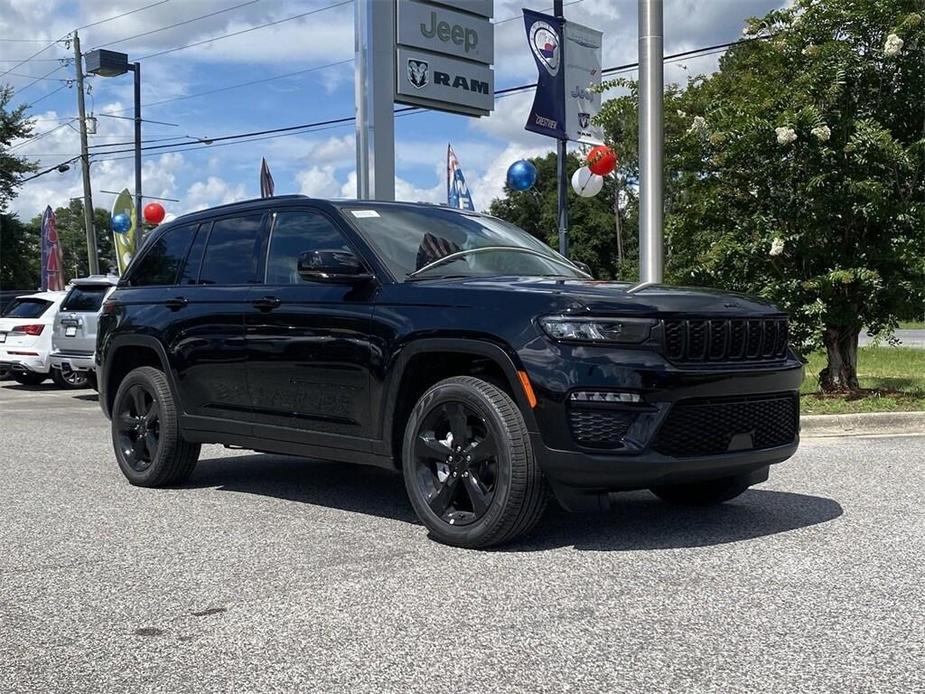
[244, 208, 376, 449]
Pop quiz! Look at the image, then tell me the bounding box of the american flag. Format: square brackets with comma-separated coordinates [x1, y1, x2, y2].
[416, 232, 461, 270]
[447, 144, 475, 210]
[260, 157, 275, 198]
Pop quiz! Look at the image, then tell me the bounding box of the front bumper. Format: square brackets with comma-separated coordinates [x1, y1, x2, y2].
[520, 342, 804, 505]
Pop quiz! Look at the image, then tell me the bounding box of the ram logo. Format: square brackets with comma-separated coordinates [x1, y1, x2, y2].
[408, 60, 428, 89]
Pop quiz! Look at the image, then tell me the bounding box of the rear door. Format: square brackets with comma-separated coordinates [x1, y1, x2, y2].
[244, 207, 376, 447]
[55, 283, 114, 355]
[172, 213, 269, 427]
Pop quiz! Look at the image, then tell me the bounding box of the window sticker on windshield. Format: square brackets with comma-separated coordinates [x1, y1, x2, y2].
[350, 210, 380, 218]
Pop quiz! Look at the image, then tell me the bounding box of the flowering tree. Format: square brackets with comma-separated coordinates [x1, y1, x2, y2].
[599, 0, 924, 391]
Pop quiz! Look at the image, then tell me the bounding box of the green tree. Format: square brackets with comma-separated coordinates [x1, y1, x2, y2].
[597, 0, 924, 391]
[0, 212, 40, 289]
[489, 151, 637, 280]
[28, 201, 116, 279]
[0, 85, 37, 212]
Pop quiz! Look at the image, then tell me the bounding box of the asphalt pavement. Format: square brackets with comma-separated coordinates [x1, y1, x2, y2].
[1, 383, 923, 693]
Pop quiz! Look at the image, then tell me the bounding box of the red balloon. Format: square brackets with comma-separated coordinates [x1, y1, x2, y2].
[587, 145, 618, 176]
[143, 202, 166, 224]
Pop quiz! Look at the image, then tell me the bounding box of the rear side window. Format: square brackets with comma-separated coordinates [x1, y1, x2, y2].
[130, 224, 197, 286]
[2, 298, 52, 318]
[198, 214, 266, 285]
[61, 285, 109, 311]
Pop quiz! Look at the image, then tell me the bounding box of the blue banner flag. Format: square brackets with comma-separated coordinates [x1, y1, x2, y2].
[447, 144, 475, 210]
[523, 9, 566, 140]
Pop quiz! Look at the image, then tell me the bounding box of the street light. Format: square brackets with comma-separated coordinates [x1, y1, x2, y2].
[85, 48, 142, 254]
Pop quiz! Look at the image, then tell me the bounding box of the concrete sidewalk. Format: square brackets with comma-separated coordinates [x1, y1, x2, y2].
[802, 410, 925, 438]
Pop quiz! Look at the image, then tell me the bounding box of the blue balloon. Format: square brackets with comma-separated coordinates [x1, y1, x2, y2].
[506, 159, 537, 191]
[112, 213, 132, 233]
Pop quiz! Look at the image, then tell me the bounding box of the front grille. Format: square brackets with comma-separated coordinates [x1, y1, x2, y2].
[569, 408, 635, 448]
[652, 393, 798, 457]
[662, 317, 788, 363]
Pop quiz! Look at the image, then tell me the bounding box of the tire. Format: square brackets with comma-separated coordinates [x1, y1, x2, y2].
[86, 371, 98, 392]
[111, 366, 200, 487]
[402, 376, 547, 549]
[12, 371, 46, 386]
[650, 474, 754, 506]
[52, 368, 89, 389]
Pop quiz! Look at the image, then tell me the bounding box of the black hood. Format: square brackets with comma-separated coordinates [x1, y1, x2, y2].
[416, 276, 783, 317]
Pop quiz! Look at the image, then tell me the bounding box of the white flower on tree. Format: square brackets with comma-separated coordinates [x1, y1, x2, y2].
[769, 238, 785, 256]
[811, 124, 831, 141]
[775, 126, 798, 145]
[884, 33, 904, 56]
[688, 116, 707, 134]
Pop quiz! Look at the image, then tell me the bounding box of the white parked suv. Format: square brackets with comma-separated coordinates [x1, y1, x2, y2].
[49, 275, 120, 389]
[0, 291, 67, 386]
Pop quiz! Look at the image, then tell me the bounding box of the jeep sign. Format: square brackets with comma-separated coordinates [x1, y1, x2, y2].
[397, 0, 493, 65]
[395, 47, 494, 116]
[394, 0, 494, 117]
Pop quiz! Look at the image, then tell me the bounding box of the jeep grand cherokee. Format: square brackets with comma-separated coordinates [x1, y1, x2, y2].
[97, 196, 802, 548]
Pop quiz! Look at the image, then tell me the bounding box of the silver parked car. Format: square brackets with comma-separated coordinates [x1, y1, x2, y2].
[49, 275, 120, 389]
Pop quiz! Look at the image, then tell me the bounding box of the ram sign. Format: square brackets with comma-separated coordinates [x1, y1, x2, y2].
[395, 0, 494, 117]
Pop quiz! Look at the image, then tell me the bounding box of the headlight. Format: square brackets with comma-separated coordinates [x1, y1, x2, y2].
[539, 315, 656, 344]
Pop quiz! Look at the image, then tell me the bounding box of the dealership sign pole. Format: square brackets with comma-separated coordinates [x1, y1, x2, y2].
[638, 0, 664, 283]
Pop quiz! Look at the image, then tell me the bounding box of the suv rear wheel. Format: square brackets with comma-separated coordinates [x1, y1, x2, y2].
[650, 473, 754, 505]
[111, 366, 200, 487]
[12, 371, 46, 386]
[402, 376, 546, 548]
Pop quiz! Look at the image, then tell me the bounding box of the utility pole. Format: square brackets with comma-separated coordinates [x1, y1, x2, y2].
[72, 31, 99, 276]
[554, 0, 568, 258]
[132, 60, 142, 252]
[614, 180, 624, 267]
[638, 0, 664, 283]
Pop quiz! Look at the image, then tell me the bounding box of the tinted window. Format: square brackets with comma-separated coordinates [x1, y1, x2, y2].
[61, 285, 110, 311]
[130, 224, 197, 286]
[265, 211, 351, 284]
[179, 223, 209, 285]
[198, 215, 265, 285]
[2, 298, 52, 318]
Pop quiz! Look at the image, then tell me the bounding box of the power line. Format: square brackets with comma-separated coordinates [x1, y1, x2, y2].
[24, 84, 70, 108]
[106, 58, 353, 115]
[11, 62, 71, 99]
[137, 0, 353, 60]
[494, 0, 585, 24]
[74, 0, 172, 31]
[89, 0, 258, 51]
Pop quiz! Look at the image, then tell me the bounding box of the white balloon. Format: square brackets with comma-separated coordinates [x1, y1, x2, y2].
[571, 166, 604, 197]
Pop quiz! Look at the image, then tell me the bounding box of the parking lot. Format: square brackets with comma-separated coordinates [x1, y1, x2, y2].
[1, 382, 922, 693]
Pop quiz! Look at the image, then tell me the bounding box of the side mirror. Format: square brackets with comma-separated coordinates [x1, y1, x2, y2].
[573, 260, 593, 277]
[297, 249, 372, 283]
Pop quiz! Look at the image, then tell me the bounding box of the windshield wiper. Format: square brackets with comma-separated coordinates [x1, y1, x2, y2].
[406, 245, 590, 279]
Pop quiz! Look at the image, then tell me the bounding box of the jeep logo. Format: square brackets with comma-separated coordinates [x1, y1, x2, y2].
[420, 11, 479, 54]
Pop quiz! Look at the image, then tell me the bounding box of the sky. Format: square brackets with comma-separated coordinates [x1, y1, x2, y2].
[2, 0, 786, 222]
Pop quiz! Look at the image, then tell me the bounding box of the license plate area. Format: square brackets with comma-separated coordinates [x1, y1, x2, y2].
[65, 326, 77, 337]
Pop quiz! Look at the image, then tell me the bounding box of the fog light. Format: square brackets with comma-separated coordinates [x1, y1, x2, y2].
[570, 391, 641, 403]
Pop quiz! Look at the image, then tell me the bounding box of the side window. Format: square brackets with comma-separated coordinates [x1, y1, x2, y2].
[198, 214, 266, 285]
[179, 222, 209, 285]
[265, 210, 352, 285]
[130, 224, 197, 286]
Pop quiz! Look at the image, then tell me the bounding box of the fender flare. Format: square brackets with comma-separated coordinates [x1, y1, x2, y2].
[379, 337, 539, 451]
[101, 335, 179, 418]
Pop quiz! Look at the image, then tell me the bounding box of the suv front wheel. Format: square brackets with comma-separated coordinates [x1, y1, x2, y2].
[111, 366, 200, 487]
[402, 376, 547, 549]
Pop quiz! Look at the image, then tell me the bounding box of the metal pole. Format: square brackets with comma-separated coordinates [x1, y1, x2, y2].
[72, 32, 99, 276]
[638, 0, 664, 283]
[554, 0, 568, 257]
[132, 61, 142, 254]
[355, 0, 395, 200]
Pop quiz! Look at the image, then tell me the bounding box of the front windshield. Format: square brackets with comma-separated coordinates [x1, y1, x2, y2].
[337, 203, 586, 280]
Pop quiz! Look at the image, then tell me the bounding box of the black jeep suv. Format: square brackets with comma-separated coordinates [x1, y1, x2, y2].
[97, 196, 802, 548]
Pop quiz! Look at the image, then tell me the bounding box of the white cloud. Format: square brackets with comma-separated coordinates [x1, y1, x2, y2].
[296, 165, 341, 198]
[184, 176, 246, 212]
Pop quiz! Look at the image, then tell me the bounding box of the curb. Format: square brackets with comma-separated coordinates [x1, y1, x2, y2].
[801, 411, 925, 438]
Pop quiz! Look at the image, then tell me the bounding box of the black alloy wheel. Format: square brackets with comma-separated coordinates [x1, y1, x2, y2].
[403, 376, 547, 548]
[111, 366, 200, 487]
[52, 368, 89, 389]
[115, 383, 161, 472]
[412, 401, 498, 527]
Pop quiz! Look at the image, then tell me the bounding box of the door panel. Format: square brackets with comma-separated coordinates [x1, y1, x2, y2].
[244, 209, 377, 446]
